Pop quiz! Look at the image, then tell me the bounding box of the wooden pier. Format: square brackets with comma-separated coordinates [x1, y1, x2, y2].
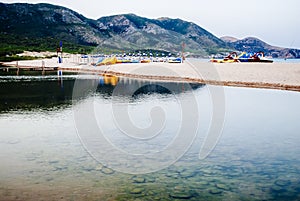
[1, 60, 59, 75]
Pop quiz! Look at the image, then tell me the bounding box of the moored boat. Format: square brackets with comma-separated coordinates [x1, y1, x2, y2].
[97, 56, 117, 65]
[167, 57, 182, 63]
[242, 51, 273, 63]
[211, 51, 273, 63]
[210, 52, 239, 63]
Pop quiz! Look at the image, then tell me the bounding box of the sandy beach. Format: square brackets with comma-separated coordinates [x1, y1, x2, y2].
[2, 58, 300, 92]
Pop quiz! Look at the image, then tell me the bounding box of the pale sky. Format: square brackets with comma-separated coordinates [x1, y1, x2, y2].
[2, 0, 300, 49]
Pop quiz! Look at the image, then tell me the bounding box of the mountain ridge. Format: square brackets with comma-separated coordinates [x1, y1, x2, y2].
[0, 2, 299, 58]
[221, 36, 300, 58]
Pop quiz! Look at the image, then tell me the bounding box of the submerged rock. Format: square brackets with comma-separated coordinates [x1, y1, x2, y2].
[53, 166, 68, 172]
[95, 164, 103, 171]
[169, 186, 194, 199]
[130, 187, 144, 194]
[169, 191, 193, 199]
[180, 169, 197, 178]
[271, 185, 285, 193]
[215, 183, 231, 191]
[165, 172, 180, 179]
[275, 179, 291, 187]
[209, 188, 222, 195]
[189, 180, 209, 189]
[132, 176, 146, 184]
[48, 160, 59, 164]
[7, 139, 21, 144]
[145, 176, 156, 183]
[100, 167, 115, 175]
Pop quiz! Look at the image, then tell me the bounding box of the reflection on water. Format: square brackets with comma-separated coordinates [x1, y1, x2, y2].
[0, 74, 203, 112]
[0, 74, 300, 200]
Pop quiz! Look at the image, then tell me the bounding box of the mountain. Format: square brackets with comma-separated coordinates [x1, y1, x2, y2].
[220, 36, 239, 43]
[0, 3, 103, 54]
[95, 14, 227, 55]
[0, 3, 229, 57]
[0, 3, 299, 59]
[221, 36, 300, 58]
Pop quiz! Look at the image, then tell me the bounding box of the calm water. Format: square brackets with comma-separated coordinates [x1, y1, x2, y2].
[0, 74, 300, 201]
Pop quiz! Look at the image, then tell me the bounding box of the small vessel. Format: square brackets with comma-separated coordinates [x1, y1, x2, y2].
[210, 51, 273, 63]
[241, 51, 273, 63]
[237, 52, 253, 62]
[168, 57, 182, 63]
[116, 57, 131, 63]
[140, 58, 151, 63]
[97, 56, 117, 65]
[210, 52, 239, 63]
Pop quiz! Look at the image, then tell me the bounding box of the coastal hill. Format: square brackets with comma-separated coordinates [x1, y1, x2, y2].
[0, 2, 229, 57]
[221, 36, 300, 58]
[0, 2, 299, 58]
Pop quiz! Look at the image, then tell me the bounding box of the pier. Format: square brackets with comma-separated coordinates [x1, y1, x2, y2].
[1, 60, 59, 75]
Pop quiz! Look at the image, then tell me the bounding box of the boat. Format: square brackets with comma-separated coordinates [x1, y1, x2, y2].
[210, 52, 239, 63]
[210, 51, 273, 63]
[241, 51, 273, 63]
[97, 56, 117, 66]
[168, 57, 182, 63]
[140, 58, 151, 63]
[237, 52, 253, 62]
[130, 59, 140, 63]
[116, 57, 131, 63]
[94, 57, 104, 66]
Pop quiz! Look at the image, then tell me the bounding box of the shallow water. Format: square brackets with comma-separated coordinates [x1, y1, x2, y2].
[0, 74, 300, 200]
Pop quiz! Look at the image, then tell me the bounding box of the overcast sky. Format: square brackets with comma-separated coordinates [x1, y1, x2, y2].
[2, 0, 300, 48]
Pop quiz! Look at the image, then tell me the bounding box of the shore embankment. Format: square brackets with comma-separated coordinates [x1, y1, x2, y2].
[2, 57, 300, 92]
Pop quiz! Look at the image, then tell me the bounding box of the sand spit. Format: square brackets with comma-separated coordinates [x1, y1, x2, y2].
[2, 58, 300, 92]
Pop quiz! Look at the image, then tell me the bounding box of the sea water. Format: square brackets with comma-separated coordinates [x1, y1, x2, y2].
[0, 74, 299, 200]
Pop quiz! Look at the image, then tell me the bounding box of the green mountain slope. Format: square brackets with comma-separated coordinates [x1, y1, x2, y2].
[1, 3, 298, 59]
[0, 3, 231, 57]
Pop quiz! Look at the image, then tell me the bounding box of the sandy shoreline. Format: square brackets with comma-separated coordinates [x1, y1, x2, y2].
[2, 58, 300, 92]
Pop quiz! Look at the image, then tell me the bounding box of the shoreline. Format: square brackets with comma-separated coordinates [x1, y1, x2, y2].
[2, 58, 300, 92]
[59, 67, 300, 92]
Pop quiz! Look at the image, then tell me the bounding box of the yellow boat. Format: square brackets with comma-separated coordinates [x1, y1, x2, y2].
[98, 56, 117, 65]
[210, 52, 239, 63]
[140, 59, 151, 63]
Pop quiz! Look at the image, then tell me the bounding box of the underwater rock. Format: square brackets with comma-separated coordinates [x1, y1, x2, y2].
[95, 164, 103, 171]
[180, 169, 197, 178]
[169, 191, 193, 199]
[132, 176, 146, 184]
[271, 185, 285, 193]
[7, 139, 21, 144]
[45, 177, 54, 182]
[145, 176, 156, 183]
[209, 188, 222, 195]
[76, 155, 88, 162]
[169, 186, 194, 199]
[176, 166, 187, 173]
[165, 172, 180, 179]
[82, 167, 95, 172]
[192, 180, 210, 189]
[215, 183, 231, 191]
[48, 160, 59, 164]
[275, 179, 291, 187]
[53, 166, 67, 171]
[26, 156, 37, 161]
[100, 167, 115, 175]
[169, 189, 194, 199]
[130, 187, 144, 194]
[200, 168, 218, 176]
